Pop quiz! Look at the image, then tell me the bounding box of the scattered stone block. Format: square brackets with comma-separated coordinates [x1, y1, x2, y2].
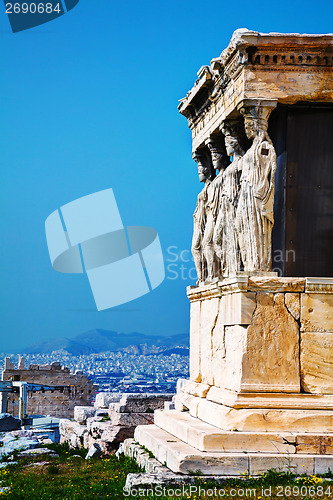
[74, 406, 96, 424]
[94, 392, 122, 409]
[0, 413, 20, 432]
[60, 393, 173, 453]
[18, 448, 58, 457]
[59, 419, 87, 448]
[109, 393, 172, 414]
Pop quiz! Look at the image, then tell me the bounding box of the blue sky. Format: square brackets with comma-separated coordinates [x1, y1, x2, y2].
[0, 0, 332, 352]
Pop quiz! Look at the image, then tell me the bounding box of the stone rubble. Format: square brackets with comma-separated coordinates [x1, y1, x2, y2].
[59, 393, 173, 453]
[0, 430, 54, 463]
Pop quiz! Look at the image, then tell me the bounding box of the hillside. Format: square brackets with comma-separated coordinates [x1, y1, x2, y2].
[21, 329, 189, 355]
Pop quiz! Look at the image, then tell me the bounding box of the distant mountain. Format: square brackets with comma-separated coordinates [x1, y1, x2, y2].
[20, 329, 189, 355]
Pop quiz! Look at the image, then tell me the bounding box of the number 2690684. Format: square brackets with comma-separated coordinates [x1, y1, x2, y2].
[6, 3, 62, 14]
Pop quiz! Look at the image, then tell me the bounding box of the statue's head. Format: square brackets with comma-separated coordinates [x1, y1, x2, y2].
[206, 136, 229, 172]
[220, 120, 245, 157]
[192, 149, 214, 182]
[240, 105, 271, 141]
[198, 165, 207, 182]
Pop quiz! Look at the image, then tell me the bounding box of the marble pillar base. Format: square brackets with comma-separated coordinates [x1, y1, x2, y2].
[134, 277, 333, 475]
[134, 420, 333, 475]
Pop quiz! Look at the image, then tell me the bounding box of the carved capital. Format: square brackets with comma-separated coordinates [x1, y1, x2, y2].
[237, 99, 277, 140]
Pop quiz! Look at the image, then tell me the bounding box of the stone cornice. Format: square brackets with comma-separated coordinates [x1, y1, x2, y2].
[186, 276, 333, 302]
[179, 29, 333, 149]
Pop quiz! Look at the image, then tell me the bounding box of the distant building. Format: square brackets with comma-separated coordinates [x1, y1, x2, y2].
[2, 356, 97, 419]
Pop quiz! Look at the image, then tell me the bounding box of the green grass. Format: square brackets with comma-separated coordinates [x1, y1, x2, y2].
[1, 447, 333, 499]
[0, 447, 141, 499]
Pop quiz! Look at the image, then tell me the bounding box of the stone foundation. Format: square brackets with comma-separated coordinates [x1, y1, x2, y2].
[134, 277, 333, 475]
[186, 276, 333, 396]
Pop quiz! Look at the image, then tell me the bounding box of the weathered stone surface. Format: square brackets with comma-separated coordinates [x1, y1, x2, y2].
[154, 410, 296, 454]
[188, 286, 303, 395]
[83, 433, 112, 454]
[285, 293, 301, 321]
[305, 278, 333, 294]
[196, 399, 333, 432]
[100, 426, 136, 445]
[314, 456, 333, 475]
[0, 413, 20, 431]
[74, 406, 96, 424]
[89, 420, 111, 439]
[175, 392, 200, 417]
[109, 411, 154, 427]
[86, 416, 102, 433]
[84, 415, 154, 450]
[248, 277, 305, 293]
[211, 309, 226, 387]
[124, 438, 333, 480]
[176, 379, 187, 392]
[59, 419, 87, 448]
[249, 455, 314, 475]
[200, 297, 219, 385]
[241, 292, 300, 392]
[221, 325, 248, 391]
[94, 392, 122, 409]
[134, 424, 333, 475]
[174, 395, 187, 412]
[301, 331, 333, 394]
[95, 409, 108, 417]
[301, 293, 333, 333]
[125, 472, 181, 489]
[182, 381, 210, 398]
[109, 393, 172, 414]
[296, 434, 333, 455]
[135, 424, 249, 475]
[219, 291, 256, 326]
[122, 438, 172, 476]
[189, 300, 201, 382]
[0, 433, 39, 456]
[188, 290, 301, 394]
[206, 386, 333, 410]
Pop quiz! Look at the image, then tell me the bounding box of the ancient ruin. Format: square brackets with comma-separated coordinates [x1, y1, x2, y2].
[59, 393, 173, 453]
[1, 357, 96, 419]
[129, 29, 333, 475]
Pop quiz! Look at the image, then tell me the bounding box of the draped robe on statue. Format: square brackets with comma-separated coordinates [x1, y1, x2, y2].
[214, 159, 241, 276]
[236, 136, 276, 272]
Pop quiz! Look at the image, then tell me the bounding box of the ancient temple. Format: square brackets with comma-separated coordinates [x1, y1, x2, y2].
[134, 29, 333, 475]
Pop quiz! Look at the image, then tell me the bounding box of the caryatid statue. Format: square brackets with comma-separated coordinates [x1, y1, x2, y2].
[201, 136, 229, 283]
[236, 100, 277, 272]
[213, 120, 245, 276]
[191, 149, 215, 284]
